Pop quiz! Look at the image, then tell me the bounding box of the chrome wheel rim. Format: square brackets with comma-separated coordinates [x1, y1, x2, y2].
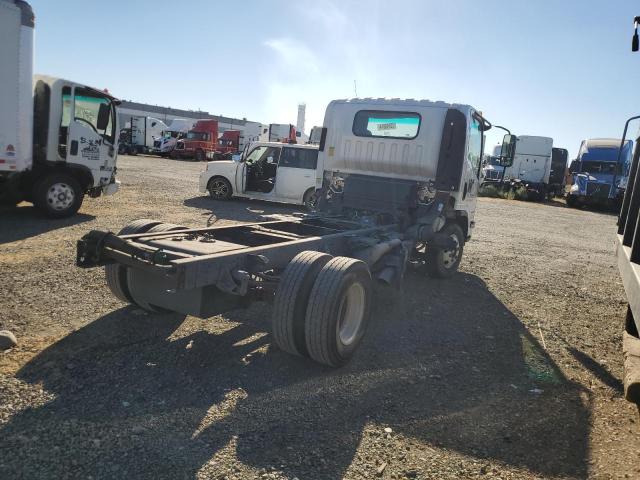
[442, 233, 460, 267]
[47, 182, 74, 211]
[337, 282, 366, 346]
[211, 180, 229, 198]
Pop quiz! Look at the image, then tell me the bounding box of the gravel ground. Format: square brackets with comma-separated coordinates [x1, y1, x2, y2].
[0, 155, 638, 479]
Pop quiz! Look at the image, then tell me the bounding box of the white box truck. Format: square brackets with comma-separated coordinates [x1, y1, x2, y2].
[0, 0, 121, 218]
[78, 98, 501, 367]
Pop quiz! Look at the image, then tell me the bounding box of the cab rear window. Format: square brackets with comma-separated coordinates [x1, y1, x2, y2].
[352, 110, 421, 139]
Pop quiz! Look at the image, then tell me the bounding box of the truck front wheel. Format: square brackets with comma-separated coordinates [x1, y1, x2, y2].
[426, 223, 464, 279]
[33, 173, 84, 218]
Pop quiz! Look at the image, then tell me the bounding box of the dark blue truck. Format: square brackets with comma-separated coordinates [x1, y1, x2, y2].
[567, 138, 632, 209]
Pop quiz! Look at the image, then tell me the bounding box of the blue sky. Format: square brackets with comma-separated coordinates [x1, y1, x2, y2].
[30, 0, 640, 158]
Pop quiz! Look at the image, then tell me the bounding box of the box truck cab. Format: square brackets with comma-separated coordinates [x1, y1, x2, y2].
[0, 0, 120, 218]
[567, 138, 632, 208]
[317, 98, 487, 240]
[199, 142, 319, 208]
[172, 119, 218, 161]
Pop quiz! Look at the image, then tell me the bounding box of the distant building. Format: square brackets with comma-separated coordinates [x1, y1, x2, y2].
[117, 101, 262, 134]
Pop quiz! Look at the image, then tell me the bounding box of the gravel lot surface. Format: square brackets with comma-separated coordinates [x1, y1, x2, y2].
[1, 155, 638, 479]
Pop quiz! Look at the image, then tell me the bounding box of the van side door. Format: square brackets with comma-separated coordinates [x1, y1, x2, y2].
[276, 147, 317, 201]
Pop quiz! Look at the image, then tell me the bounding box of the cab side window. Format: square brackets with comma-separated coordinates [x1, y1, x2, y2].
[279, 148, 318, 169]
[468, 115, 482, 176]
[59, 86, 72, 158]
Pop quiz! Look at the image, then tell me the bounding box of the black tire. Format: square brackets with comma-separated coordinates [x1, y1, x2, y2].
[272, 251, 332, 357]
[195, 149, 205, 161]
[566, 195, 577, 208]
[146, 222, 187, 233]
[105, 219, 162, 303]
[303, 188, 318, 211]
[208, 177, 233, 200]
[33, 173, 84, 219]
[426, 223, 465, 279]
[305, 257, 372, 367]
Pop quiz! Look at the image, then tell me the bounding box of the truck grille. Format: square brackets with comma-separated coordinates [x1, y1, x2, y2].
[153, 140, 161, 148]
[485, 170, 500, 180]
[586, 182, 610, 198]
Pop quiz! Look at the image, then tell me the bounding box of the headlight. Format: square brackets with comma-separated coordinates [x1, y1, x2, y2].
[570, 184, 579, 193]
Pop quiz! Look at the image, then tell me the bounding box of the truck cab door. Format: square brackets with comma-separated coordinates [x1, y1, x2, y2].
[65, 87, 117, 186]
[460, 112, 484, 229]
[276, 147, 317, 200]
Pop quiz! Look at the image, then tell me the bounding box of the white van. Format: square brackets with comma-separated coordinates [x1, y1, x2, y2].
[199, 142, 319, 208]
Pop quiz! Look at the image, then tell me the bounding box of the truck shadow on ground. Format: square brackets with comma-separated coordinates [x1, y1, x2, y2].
[0, 206, 94, 244]
[0, 272, 590, 479]
[183, 195, 305, 224]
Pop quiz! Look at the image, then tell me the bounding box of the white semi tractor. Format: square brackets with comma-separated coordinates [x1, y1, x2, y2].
[78, 98, 505, 367]
[501, 135, 553, 198]
[0, 0, 120, 218]
[152, 118, 194, 156]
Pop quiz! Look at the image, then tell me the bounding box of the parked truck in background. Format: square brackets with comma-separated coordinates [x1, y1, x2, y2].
[567, 138, 632, 209]
[118, 116, 167, 156]
[501, 135, 553, 200]
[260, 123, 298, 143]
[77, 97, 500, 367]
[0, 0, 120, 218]
[152, 118, 193, 156]
[171, 119, 219, 161]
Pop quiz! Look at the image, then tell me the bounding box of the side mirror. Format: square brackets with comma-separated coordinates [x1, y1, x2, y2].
[569, 160, 579, 174]
[97, 103, 110, 131]
[499, 134, 516, 167]
[633, 20, 640, 51]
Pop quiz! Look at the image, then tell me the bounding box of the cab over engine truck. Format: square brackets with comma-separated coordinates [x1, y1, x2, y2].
[0, 0, 120, 218]
[77, 98, 500, 367]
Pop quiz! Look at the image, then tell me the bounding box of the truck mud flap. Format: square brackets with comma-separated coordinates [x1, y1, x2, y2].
[624, 309, 640, 405]
[435, 109, 467, 192]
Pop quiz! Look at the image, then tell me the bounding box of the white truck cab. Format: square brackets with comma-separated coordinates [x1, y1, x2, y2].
[199, 142, 319, 208]
[317, 98, 486, 240]
[1, 0, 120, 217]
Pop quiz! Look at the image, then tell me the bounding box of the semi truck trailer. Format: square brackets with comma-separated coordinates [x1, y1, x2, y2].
[77, 98, 501, 367]
[0, 0, 121, 218]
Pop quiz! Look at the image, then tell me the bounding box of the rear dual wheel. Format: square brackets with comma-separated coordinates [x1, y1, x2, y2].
[272, 251, 372, 367]
[105, 219, 185, 312]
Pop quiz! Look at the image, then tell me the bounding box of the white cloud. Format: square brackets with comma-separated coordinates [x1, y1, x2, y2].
[263, 38, 320, 74]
